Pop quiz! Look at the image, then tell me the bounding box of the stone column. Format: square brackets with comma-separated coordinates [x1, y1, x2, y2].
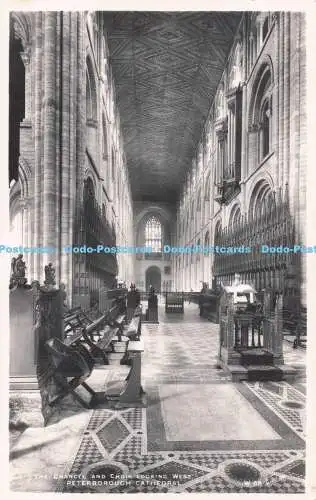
[33, 12, 43, 280]
[60, 11, 72, 295]
[283, 13, 291, 189]
[278, 13, 285, 188]
[73, 12, 89, 309]
[20, 48, 32, 121]
[42, 12, 58, 260]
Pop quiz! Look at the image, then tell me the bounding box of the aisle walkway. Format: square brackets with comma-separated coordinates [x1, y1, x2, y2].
[10, 302, 306, 493]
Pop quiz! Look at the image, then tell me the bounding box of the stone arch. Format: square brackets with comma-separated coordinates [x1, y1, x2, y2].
[248, 59, 274, 128]
[18, 157, 31, 198]
[214, 219, 222, 245]
[228, 203, 242, 228]
[134, 204, 172, 229]
[10, 12, 32, 51]
[145, 265, 161, 292]
[248, 178, 276, 221]
[204, 230, 210, 246]
[83, 174, 96, 202]
[83, 168, 97, 197]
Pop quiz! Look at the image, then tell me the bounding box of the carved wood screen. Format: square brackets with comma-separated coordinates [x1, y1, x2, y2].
[73, 180, 118, 306]
[213, 186, 301, 310]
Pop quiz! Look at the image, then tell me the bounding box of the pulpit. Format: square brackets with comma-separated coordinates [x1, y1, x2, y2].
[217, 274, 294, 381]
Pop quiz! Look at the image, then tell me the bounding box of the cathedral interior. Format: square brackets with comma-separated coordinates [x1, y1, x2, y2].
[8, 10, 309, 495]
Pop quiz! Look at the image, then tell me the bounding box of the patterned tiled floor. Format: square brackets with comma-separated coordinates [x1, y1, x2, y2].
[58, 303, 306, 494]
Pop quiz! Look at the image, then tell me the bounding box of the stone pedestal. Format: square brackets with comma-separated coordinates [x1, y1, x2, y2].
[10, 284, 39, 390]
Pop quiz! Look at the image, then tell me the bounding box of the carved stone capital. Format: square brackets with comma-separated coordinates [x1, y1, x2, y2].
[20, 49, 31, 66]
[249, 123, 259, 133]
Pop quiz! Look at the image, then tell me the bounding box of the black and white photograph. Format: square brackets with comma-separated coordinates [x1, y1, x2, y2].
[6, 4, 312, 496]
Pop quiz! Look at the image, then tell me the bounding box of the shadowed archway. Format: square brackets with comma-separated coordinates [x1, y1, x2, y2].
[146, 266, 161, 293]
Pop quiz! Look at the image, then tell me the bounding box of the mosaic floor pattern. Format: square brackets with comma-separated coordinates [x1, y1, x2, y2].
[58, 304, 306, 494]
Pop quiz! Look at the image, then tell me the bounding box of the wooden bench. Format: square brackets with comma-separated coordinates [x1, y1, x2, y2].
[64, 307, 96, 339]
[45, 337, 98, 409]
[46, 335, 145, 409]
[104, 339, 145, 408]
[64, 305, 126, 363]
[125, 315, 141, 341]
[165, 293, 184, 313]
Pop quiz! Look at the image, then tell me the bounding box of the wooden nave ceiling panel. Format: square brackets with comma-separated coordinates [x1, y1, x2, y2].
[103, 12, 243, 202]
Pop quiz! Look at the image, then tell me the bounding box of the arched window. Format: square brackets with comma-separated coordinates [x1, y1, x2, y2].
[204, 231, 210, 246]
[229, 205, 241, 228]
[260, 100, 270, 159]
[230, 43, 242, 89]
[249, 63, 272, 163]
[216, 83, 225, 119]
[249, 181, 276, 221]
[84, 177, 95, 199]
[214, 221, 222, 245]
[145, 216, 162, 252]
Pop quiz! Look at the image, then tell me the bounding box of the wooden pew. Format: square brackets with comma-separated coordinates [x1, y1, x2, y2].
[105, 339, 145, 408]
[165, 292, 184, 313]
[45, 337, 97, 409]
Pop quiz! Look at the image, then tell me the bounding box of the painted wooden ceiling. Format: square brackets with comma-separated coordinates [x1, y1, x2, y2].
[103, 12, 242, 202]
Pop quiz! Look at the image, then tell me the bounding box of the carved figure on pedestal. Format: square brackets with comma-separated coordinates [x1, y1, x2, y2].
[44, 263, 56, 287]
[9, 254, 27, 288]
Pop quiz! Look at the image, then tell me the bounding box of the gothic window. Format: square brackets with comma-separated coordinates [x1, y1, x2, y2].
[216, 83, 225, 119]
[204, 231, 210, 247]
[249, 63, 273, 163]
[230, 43, 242, 89]
[84, 177, 95, 199]
[145, 216, 162, 252]
[250, 181, 276, 221]
[229, 205, 241, 228]
[260, 100, 270, 159]
[214, 221, 222, 245]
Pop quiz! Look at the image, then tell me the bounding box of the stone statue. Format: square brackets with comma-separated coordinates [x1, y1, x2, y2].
[10, 254, 27, 288]
[16, 254, 26, 278]
[60, 283, 67, 308]
[44, 263, 56, 287]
